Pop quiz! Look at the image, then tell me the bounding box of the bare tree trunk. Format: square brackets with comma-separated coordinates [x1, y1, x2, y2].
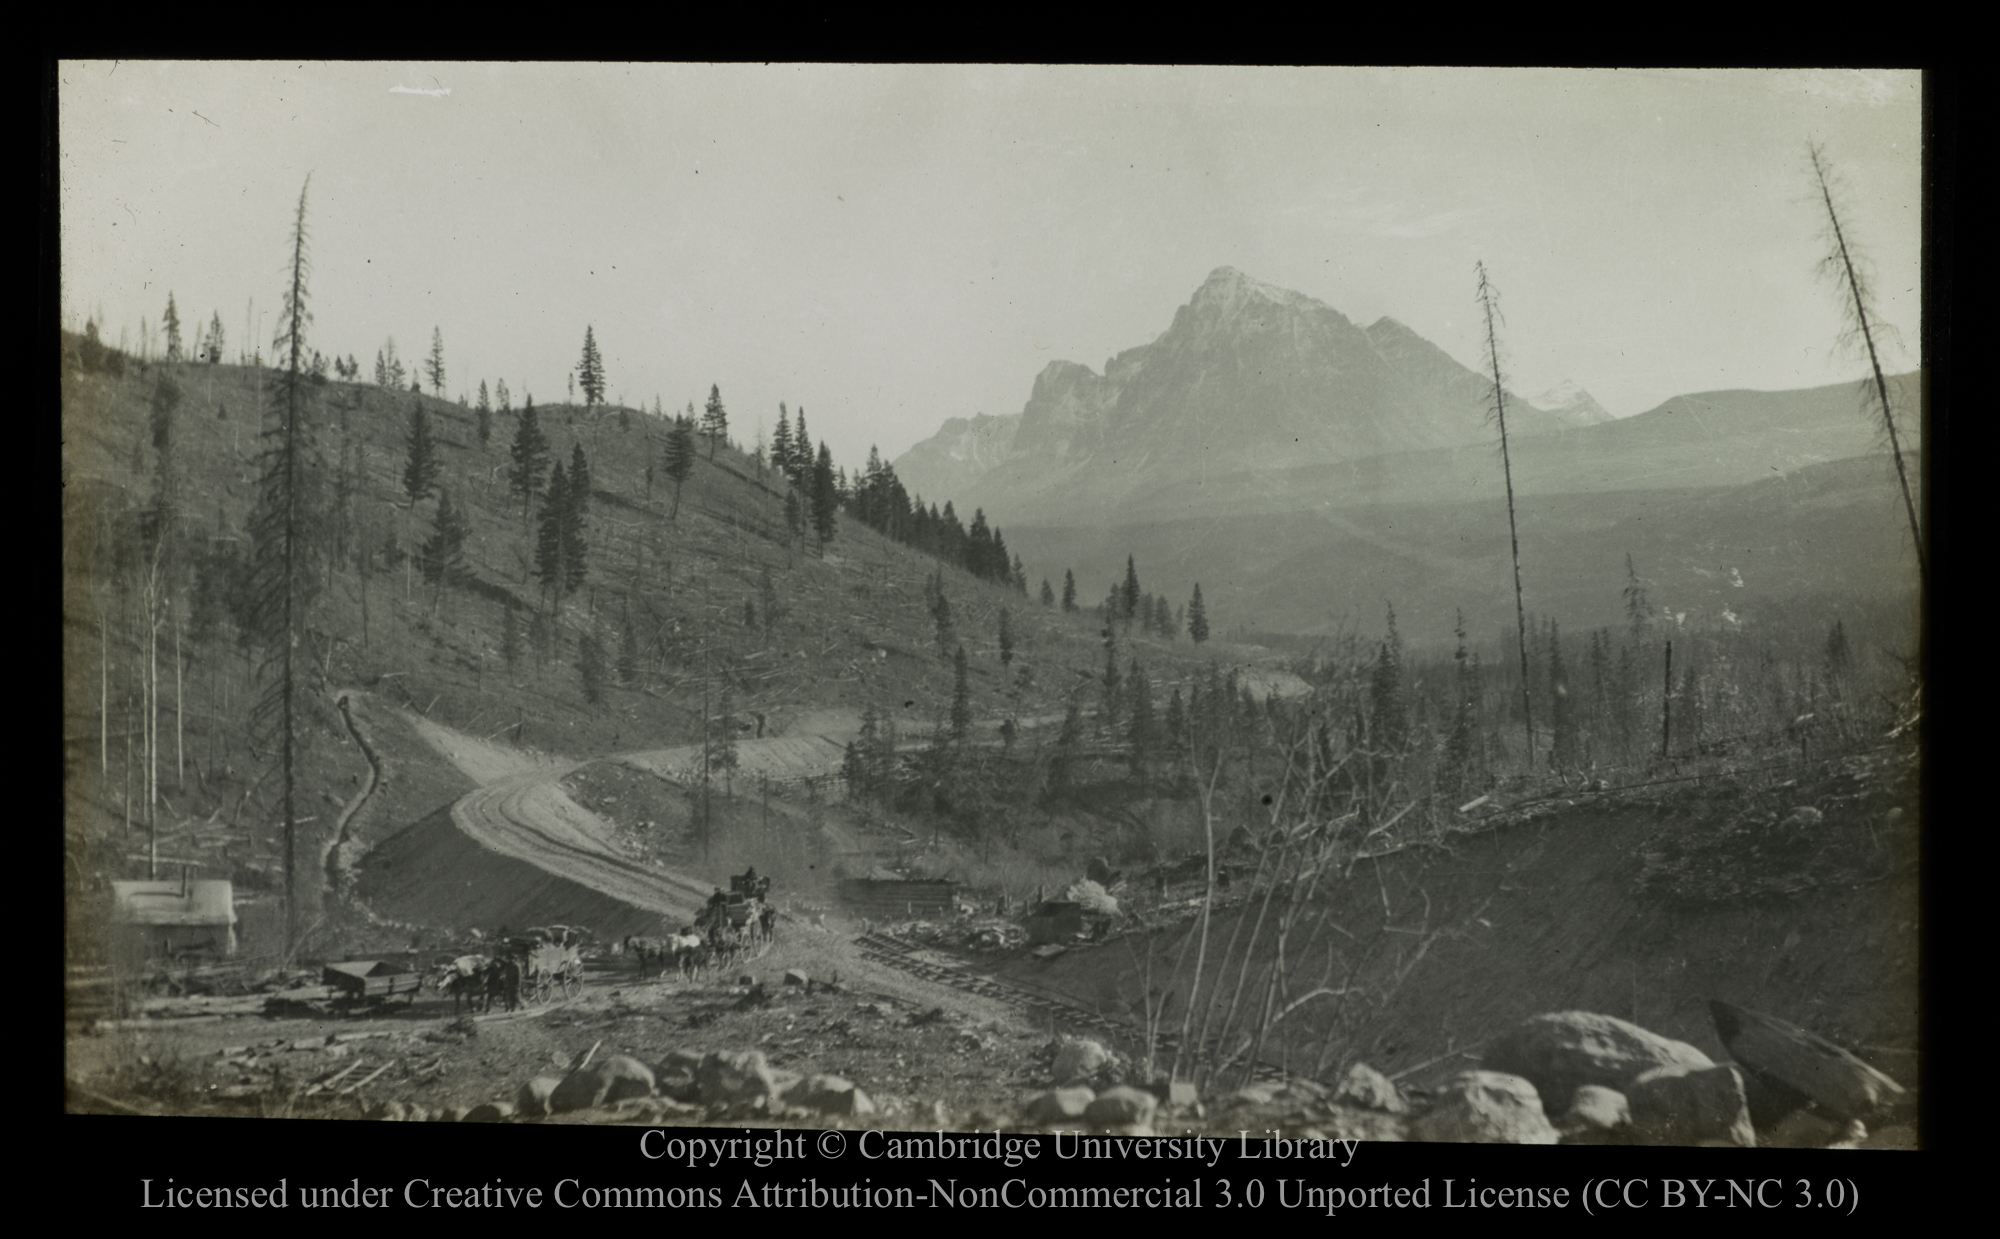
[100, 609, 108, 776]
[1477, 262, 1536, 768]
[175, 605, 184, 784]
[1660, 640, 1674, 760]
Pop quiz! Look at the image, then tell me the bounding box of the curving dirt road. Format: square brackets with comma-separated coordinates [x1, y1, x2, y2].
[396, 707, 868, 933]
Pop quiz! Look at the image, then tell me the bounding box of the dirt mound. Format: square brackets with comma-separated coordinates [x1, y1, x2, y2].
[355, 806, 690, 941]
[997, 759, 1919, 1095]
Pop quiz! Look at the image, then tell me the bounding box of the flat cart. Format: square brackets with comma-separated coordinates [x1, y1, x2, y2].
[322, 959, 421, 1011]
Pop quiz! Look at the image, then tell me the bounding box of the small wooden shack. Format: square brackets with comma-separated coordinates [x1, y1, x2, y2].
[839, 877, 958, 922]
[110, 878, 238, 962]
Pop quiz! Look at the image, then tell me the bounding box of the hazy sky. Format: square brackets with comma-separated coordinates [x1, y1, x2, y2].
[60, 63, 1921, 472]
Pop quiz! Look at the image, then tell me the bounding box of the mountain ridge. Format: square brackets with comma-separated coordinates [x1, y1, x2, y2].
[895, 267, 1591, 518]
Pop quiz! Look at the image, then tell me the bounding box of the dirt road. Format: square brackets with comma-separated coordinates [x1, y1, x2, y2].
[380, 708, 870, 934]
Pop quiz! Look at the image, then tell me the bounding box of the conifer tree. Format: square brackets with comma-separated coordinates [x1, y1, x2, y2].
[932, 584, 956, 655]
[578, 630, 606, 705]
[577, 326, 605, 410]
[508, 398, 550, 524]
[536, 462, 578, 606]
[789, 408, 811, 491]
[496, 378, 511, 413]
[771, 403, 794, 479]
[403, 400, 440, 507]
[561, 444, 590, 597]
[810, 441, 838, 546]
[162, 292, 183, 363]
[244, 177, 320, 954]
[205, 311, 226, 364]
[1186, 583, 1210, 644]
[1369, 605, 1408, 757]
[1062, 569, 1078, 614]
[663, 417, 695, 521]
[420, 489, 469, 616]
[1040, 579, 1055, 608]
[1121, 556, 1142, 628]
[425, 326, 447, 397]
[476, 380, 492, 448]
[702, 384, 728, 460]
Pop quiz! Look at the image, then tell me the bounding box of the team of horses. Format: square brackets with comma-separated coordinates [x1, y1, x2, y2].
[623, 894, 777, 981]
[428, 925, 586, 1015]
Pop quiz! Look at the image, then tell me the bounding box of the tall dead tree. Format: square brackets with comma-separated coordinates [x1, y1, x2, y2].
[246, 176, 321, 958]
[1477, 262, 1535, 766]
[1809, 141, 1926, 590]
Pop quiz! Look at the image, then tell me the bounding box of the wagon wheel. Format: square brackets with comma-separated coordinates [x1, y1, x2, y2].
[562, 964, 583, 1001]
[534, 972, 554, 1005]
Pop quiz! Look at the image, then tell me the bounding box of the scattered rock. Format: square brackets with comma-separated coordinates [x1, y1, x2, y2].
[1558, 1085, 1630, 1144]
[1145, 1079, 1202, 1114]
[463, 1101, 515, 1123]
[1022, 1087, 1096, 1125]
[1410, 1071, 1559, 1145]
[1086, 1086, 1158, 1132]
[1708, 1000, 1906, 1125]
[1762, 1110, 1852, 1148]
[1215, 1083, 1279, 1112]
[551, 1055, 657, 1113]
[1051, 1037, 1111, 1085]
[1334, 1063, 1408, 1114]
[697, 1050, 778, 1104]
[1627, 1063, 1755, 1147]
[1483, 1011, 1714, 1113]
[785, 1074, 877, 1117]
[783, 970, 809, 987]
[516, 1076, 563, 1117]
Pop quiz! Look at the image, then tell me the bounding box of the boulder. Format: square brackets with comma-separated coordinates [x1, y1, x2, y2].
[551, 1055, 657, 1113]
[516, 1075, 563, 1117]
[1627, 1063, 1754, 1147]
[1334, 1063, 1408, 1114]
[1051, 1038, 1112, 1085]
[783, 969, 809, 988]
[652, 1050, 703, 1103]
[696, 1050, 777, 1104]
[1022, 1087, 1096, 1125]
[1708, 1001, 1906, 1125]
[785, 1074, 878, 1117]
[1483, 1011, 1714, 1113]
[1557, 1085, 1630, 1144]
[1146, 1079, 1201, 1114]
[462, 1101, 515, 1123]
[1086, 1086, 1158, 1132]
[1409, 1072, 1559, 1145]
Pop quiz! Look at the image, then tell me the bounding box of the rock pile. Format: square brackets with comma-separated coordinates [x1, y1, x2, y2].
[364, 1000, 1909, 1148]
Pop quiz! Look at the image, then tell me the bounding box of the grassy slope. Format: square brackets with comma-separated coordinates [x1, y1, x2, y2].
[62, 353, 1276, 957]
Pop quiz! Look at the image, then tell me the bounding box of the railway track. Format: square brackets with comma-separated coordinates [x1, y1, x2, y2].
[852, 932, 1284, 1083]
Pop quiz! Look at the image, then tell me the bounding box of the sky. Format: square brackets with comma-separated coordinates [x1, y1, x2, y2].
[59, 63, 1922, 473]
